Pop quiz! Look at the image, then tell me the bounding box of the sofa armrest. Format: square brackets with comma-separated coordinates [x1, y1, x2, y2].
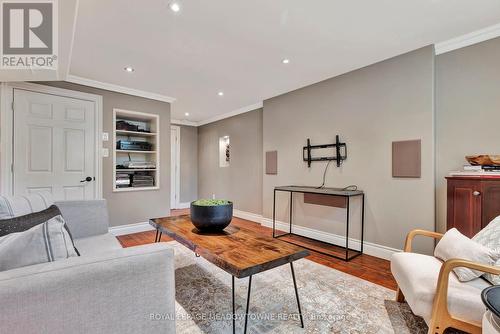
[55, 200, 110, 239]
[0, 243, 175, 334]
[404, 229, 444, 252]
[429, 259, 500, 333]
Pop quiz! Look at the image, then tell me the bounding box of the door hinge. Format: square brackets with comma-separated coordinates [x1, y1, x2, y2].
[10, 164, 13, 173]
[11, 101, 14, 111]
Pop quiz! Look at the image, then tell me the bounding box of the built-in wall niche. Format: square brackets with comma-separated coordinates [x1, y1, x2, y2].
[219, 136, 230, 168]
[113, 109, 160, 192]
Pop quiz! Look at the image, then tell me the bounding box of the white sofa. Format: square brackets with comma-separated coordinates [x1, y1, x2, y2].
[0, 200, 176, 334]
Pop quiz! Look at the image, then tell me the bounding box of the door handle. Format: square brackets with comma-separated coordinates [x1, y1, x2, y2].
[80, 176, 93, 183]
[473, 191, 481, 196]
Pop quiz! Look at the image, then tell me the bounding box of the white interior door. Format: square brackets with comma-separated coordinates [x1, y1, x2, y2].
[170, 125, 180, 208]
[13, 89, 97, 200]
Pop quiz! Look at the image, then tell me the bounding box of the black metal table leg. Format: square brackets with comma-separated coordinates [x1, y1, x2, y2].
[361, 193, 365, 254]
[244, 276, 252, 334]
[289, 191, 293, 234]
[272, 189, 276, 238]
[231, 267, 305, 333]
[154, 229, 159, 242]
[290, 262, 304, 328]
[157, 231, 162, 242]
[345, 196, 350, 261]
[232, 276, 235, 334]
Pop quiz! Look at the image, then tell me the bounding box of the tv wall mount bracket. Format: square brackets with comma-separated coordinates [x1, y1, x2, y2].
[303, 135, 347, 168]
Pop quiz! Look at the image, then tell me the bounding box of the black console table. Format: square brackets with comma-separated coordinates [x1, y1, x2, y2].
[272, 185, 365, 261]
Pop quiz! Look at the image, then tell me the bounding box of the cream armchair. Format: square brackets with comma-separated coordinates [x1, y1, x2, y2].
[391, 229, 500, 334]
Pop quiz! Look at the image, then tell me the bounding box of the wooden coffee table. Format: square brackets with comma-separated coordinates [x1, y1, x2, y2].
[149, 215, 310, 334]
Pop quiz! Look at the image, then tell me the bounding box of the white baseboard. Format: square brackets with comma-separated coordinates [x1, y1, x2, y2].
[233, 209, 400, 260]
[109, 222, 155, 236]
[233, 209, 263, 223]
[260, 217, 400, 260]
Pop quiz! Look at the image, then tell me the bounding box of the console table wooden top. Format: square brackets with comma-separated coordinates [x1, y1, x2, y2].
[149, 215, 309, 278]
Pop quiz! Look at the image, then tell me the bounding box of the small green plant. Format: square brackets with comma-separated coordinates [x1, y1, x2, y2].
[193, 199, 231, 206]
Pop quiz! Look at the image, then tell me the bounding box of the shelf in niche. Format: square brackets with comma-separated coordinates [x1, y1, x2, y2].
[116, 169, 157, 172]
[116, 150, 157, 154]
[113, 186, 160, 192]
[116, 130, 157, 137]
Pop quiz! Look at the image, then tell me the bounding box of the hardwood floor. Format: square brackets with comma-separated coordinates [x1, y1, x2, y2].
[117, 209, 397, 290]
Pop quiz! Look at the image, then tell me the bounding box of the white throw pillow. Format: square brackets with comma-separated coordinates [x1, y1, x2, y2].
[434, 228, 500, 282]
[0, 192, 54, 220]
[0, 215, 77, 272]
[473, 216, 500, 285]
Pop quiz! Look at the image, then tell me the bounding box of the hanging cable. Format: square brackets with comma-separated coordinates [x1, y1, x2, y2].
[316, 160, 332, 189]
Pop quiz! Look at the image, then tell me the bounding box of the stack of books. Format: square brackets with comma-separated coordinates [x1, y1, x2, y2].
[449, 165, 500, 176]
[131, 172, 155, 187]
[116, 173, 131, 188]
[463, 165, 500, 172]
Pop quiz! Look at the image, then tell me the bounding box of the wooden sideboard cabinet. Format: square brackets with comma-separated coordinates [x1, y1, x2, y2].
[446, 175, 500, 237]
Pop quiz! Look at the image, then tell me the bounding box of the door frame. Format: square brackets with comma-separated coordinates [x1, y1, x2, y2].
[170, 125, 181, 209]
[0, 82, 104, 199]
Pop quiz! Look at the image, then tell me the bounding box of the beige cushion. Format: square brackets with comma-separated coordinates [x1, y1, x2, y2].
[434, 228, 500, 281]
[473, 216, 500, 285]
[391, 252, 490, 325]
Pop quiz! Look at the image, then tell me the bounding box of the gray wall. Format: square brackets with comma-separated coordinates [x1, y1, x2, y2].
[198, 109, 263, 214]
[179, 125, 198, 203]
[436, 37, 500, 232]
[263, 46, 436, 252]
[39, 81, 171, 227]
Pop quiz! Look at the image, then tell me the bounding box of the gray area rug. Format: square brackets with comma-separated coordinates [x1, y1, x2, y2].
[165, 241, 434, 333]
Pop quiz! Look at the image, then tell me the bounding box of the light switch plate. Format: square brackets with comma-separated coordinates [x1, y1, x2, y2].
[102, 132, 109, 141]
[102, 148, 109, 157]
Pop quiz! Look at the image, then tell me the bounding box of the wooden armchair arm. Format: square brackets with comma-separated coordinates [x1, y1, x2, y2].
[404, 229, 444, 252]
[429, 259, 500, 333]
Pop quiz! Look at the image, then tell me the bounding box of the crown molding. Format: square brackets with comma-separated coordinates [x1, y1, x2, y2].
[435, 22, 500, 55]
[171, 119, 198, 127]
[66, 75, 176, 103]
[197, 102, 263, 126]
[173, 102, 263, 127]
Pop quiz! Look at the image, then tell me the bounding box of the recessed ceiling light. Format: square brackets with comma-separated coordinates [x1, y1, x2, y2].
[282, 58, 290, 64]
[169, 2, 180, 12]
[124, 66, 134, 72]
[218, 91, 224, 96]
[185, 112, 189, 116]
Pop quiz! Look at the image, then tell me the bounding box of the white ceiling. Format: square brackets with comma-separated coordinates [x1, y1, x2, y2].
[68, 0, 500, 123]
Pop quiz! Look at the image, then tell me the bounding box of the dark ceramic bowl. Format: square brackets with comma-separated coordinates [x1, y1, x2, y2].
[190, 201, 233, 231]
